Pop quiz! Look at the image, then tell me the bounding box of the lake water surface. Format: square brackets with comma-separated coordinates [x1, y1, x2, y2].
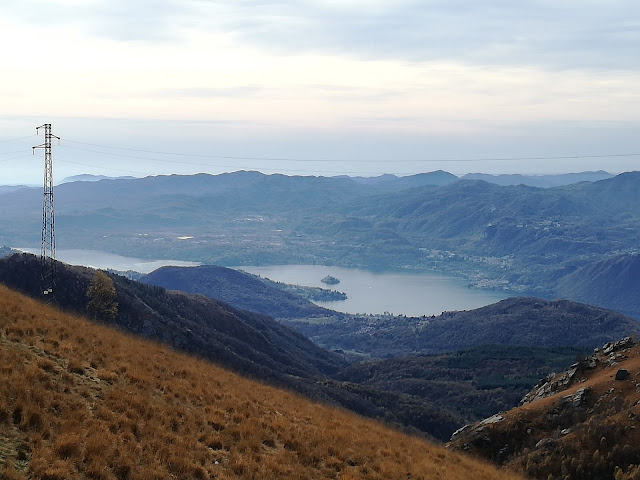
[237, 265, 509, 317]
[15, 247, 200, 274]
[14, 247, 509, 316]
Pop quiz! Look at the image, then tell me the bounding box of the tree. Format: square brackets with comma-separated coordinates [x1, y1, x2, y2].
[86, 271, 118, 321]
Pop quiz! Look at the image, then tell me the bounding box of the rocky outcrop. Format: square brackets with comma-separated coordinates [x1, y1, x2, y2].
[521, 336, 636, 405]
[448, 337, 640, 480]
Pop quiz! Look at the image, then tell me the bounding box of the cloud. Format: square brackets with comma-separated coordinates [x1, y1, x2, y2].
[6, 1, 639, 70]
[4, 0, 194, 42]
[197, 0, 640, 71]
[160, 86, 264, 98]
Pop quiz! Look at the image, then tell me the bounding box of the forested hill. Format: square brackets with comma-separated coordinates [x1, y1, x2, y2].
[556, 253, 640, 318]
[284, 297, 640, 357]
[140, 264, 337, 318]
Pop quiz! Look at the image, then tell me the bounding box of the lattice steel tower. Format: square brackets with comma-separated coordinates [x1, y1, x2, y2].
[33, 124, 60, 302]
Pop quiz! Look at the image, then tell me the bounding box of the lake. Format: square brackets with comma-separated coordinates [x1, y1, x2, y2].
[14, 247, 200, 274]
[13, 247, 509, 316]
[237, 265, 509, 317]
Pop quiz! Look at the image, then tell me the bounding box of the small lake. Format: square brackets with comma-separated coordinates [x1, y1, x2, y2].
[14, 248, 200, 274]
[237, 265, 509, 317]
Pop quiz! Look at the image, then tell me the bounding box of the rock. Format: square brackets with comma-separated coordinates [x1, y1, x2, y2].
[572, 387, 590, 408]
[469, 427, 492, 448]
[535, 438, 556, 449]
[450, 424, 471, 440]
[450, 414, 503, 447]
[603, 337, 635, 355]
[479, 414, 504, 426]
[521, 368, 579, 405]
[616, 369, 630, 380]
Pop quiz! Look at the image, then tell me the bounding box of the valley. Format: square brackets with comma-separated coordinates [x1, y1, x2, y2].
[2, 170, 639, 317]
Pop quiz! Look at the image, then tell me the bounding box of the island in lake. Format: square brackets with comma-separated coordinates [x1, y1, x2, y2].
[321, 275, 340, 285]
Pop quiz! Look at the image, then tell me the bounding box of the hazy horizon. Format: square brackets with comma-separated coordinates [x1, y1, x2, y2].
[0, 168, 626, 188]
[1, 1, 639, 184]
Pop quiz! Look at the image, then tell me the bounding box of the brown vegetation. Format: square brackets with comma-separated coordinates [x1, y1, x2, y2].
[0, 284, 521, 479]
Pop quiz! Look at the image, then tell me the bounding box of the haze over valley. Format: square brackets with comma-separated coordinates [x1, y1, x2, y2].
[2, 170, 640, 318]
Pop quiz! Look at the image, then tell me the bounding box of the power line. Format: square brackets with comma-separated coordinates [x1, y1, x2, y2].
[0, 150, 28, 156]
[61, 138, 640, 164]
[0, 154, 34, 163]
[3, 132, 639, 179]
[33, 123, 59, 303]
[0, 135, 34, 144]
[56, 155, 388, 176]
[57, 145, 389, 175]
[56, 158, 153, 177]
[63, 139, 345, 163]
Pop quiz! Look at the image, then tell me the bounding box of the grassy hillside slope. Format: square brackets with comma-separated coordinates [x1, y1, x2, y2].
[0, 285, 521, 480]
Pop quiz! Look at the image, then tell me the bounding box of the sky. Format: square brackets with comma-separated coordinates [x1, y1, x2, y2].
[1, 0, 639, 184]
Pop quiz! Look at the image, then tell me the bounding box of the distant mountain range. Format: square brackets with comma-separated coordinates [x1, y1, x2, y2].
[5, 169, 610, 190]
[59, 174, 138, 183]
[1, 169, 639, 317]
[0, 185, 35, 194]
[461, 170, 613, 188]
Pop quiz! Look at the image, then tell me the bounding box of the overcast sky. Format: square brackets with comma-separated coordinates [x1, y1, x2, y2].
[1, 0, 639, 184]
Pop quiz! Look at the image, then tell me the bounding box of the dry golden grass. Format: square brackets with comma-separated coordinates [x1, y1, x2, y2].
[0, 284, 522, 479]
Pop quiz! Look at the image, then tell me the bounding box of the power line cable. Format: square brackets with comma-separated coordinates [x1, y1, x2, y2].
[0, 154, 34, 163]
[0, 135, 35, 144]
[62, 138, 640, 164]
[56, 154, 392, 176]
[63, 139, 356, 162]
[56, 158, 152, 176]
[55, 143, 640, 176]
[58, 145, 390, 175]
[0, 150, 28, 156]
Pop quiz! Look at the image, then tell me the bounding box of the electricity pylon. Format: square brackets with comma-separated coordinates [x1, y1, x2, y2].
[33, 124, 60, 302]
